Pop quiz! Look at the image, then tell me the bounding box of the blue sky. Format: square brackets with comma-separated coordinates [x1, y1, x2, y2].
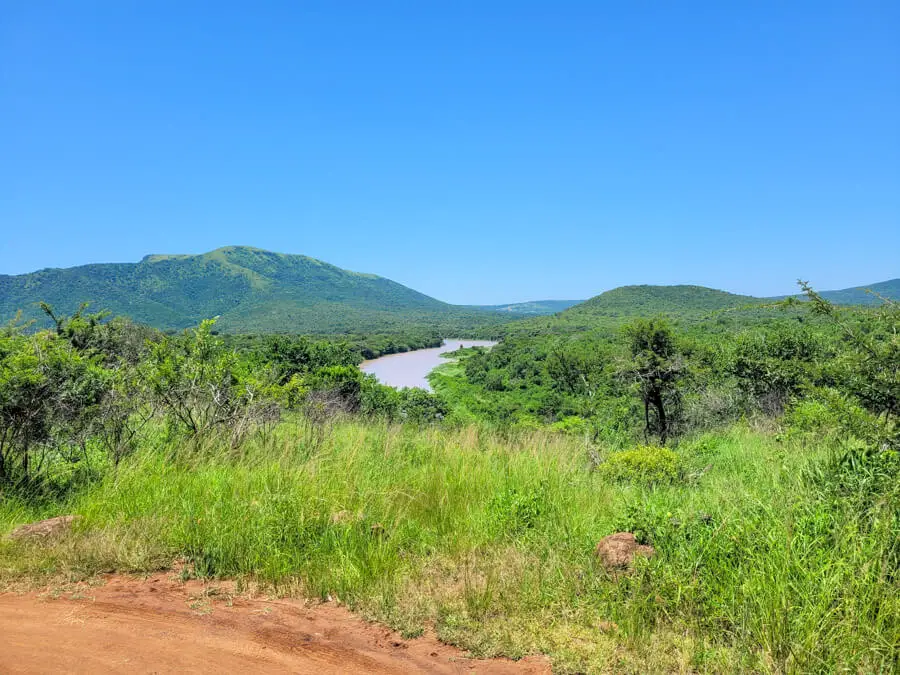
[2, 1, 898, 304]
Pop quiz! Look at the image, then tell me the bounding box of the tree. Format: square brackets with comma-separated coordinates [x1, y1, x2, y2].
[725, 323, 822, 415]
[799, 281, 898, 447]
[0, 330, 108, 485]
[39, 302, 110, 352]
[140, 319, 277, 442]
[623, 319, 684, 443]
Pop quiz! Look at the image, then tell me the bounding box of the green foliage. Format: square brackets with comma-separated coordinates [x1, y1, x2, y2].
[0, 246, 521, 334]
[0, 328, 110, 487]
[535, 284, 764, 333]
[623, 318, 684, 443]
[257, 335, 357, 384]
[799, 281, 899, 447]
[599, 445, 680, 485]
[2, 281, 900, 671]
[807, 277, 900, 306]
[140, 319, 276, 440]
[548, 415, 591, 435]
[722, 322, 824, 414]
[3, 425, 897, 672]
[488, 482, 549, 536]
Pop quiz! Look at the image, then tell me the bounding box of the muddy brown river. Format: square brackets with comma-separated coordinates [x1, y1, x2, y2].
[360, 339, 496, 391]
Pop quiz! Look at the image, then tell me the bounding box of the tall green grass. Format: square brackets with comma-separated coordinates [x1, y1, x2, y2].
[1, 420, 897, 673]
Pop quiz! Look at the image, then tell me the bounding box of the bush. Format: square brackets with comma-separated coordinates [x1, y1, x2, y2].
[488, 482, 549, 536]
[549, 415, 590, 435]
[140, 319, 278, 442]
[599, 445, 680, 485]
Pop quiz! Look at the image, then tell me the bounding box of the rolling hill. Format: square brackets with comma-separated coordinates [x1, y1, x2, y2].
[561, 285, 761, 320]
[541, 279, 899, 328]
[810, 278, 900, 305]
[3, 248, 895, 334]
[0, 246, 515, 334]
[504, 279, 897, 336]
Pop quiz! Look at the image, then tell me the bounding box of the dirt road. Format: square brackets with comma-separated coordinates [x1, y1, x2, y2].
[0, 573, 549, 674]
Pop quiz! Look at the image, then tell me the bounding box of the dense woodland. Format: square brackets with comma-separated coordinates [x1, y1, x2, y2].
[0, 282, 898, 672]
[0, 246, 530, 334]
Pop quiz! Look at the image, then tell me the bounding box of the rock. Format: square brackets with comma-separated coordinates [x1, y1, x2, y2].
[594, 532, 655, 571]
[8, 515, 79, 541]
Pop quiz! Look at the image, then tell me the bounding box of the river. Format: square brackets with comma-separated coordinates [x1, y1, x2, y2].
[359, 339, 497, 391]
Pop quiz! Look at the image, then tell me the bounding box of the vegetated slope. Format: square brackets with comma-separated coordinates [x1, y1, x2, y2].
[814, 278, 900, 305]
[528, 279, 900, 332]
[502, 284, 765, 335]
[0, 246, 514, 334]
[471, 299, 583, 315]
[766, 279, 900, 305]
[565, 285, 760, 318]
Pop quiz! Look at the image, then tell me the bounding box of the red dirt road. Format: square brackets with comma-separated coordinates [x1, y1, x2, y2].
[0, 574, 549, 674]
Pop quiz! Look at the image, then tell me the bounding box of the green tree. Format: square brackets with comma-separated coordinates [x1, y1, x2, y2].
[724, 323, 823, 415]
[799, 281, 899, 446]
[0, 330, 108, 485]
[623, 319, 684, 443]
[140, 319, 276, 441]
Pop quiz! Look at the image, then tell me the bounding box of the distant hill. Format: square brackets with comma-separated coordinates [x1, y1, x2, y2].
[807, 279, 899, 306]
[497, 285, 766, 336]
[472, 300, 583, 315]
[561, 285, 761, 321]
[507, 280, 900, 336]
[552, 279, 899, 325]
[0, 246, 513, 334]
[4, 249, 894, 335]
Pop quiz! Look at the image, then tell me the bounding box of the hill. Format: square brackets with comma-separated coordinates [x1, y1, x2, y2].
[495, 285, 767, 336]
[471, 299, 582, 315]
[565, 284, 758, 317]
[812, 278, 899, 305]
[0, 246, 514, 334]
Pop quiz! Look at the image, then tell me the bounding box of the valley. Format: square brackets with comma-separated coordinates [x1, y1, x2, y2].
[4, 4, 896, 671]
[361, 339, 497, 391]
[1, 252, 898, 673]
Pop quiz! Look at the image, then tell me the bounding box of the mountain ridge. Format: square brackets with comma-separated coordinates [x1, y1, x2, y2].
[0, 246, 465, 333]
[2, 247, 896, 333]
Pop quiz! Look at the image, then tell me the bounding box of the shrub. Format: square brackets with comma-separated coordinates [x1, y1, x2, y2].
[549, 415, 590, 435]
[599, 445, 680, 485]
[488, 482, 549, 536]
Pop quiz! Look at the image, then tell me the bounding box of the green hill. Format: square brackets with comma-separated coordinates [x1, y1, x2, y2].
[561, 285, 761, 320]
[814, 279, 899, 305]
[0, 246, 512, 334]
[498, 285, 767, 336]
[765, 279, 899, 306]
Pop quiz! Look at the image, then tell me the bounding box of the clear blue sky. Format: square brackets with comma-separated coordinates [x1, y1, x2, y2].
[2, 1, 898, 304]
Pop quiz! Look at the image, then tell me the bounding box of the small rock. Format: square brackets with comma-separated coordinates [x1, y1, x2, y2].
[594, 532, 655, 571]
[8, 515, 79, 541]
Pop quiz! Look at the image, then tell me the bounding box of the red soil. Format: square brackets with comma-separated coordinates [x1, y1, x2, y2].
[0, 573, 550, 674]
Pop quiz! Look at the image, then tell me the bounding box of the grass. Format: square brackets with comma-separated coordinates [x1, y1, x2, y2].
[1, 419, 897, 673]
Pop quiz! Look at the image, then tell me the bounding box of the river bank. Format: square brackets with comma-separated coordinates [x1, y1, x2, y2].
[360, 339, 496, 390]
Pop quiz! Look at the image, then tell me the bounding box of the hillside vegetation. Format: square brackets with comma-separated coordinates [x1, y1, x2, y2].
[4, 247, 894, 336]
[807, 277, 900, 306]
[0, 283, 897, 672]
[0, 246, 514, 334]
